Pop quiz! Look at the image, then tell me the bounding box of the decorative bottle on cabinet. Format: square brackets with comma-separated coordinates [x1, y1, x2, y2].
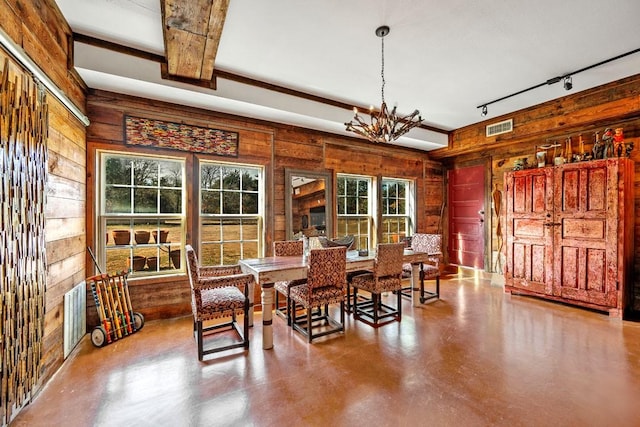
[503, 158, 634, 318]
[564, 136, 573, 163]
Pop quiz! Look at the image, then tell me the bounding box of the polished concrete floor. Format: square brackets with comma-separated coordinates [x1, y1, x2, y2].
[12, 272, 640, 427]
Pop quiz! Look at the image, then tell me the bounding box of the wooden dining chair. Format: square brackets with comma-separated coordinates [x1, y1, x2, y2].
[289, 246, 347, 342]
[273, 240, 305, 325]
[401, 233, 442, 303]
[185, 245, 253, 360]
[351, 242, 405, 327]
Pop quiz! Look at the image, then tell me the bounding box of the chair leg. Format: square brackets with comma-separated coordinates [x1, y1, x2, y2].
[196, 320, 204, 361]
[397, 287, 402, 321]
[244, 300, 250, 349]
[307, 307, 313, 343]
[345, 282, 351, 313]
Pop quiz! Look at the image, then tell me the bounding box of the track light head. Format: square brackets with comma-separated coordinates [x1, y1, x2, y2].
[563, 76, 573, 91]
[481, 105, 488, 117]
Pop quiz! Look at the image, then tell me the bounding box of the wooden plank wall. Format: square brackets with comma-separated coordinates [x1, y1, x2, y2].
[85, 89, 444, 325]
[0, 0, 88, 418]
[430, 73, 640, 308]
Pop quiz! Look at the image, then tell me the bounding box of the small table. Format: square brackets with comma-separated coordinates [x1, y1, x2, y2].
[239, 249, 431, 349]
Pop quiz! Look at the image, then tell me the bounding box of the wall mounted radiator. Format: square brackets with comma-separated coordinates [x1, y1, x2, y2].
[64, 281, 86, 359]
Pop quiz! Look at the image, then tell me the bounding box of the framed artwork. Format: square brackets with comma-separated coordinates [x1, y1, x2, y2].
[124, 116, 239, 157]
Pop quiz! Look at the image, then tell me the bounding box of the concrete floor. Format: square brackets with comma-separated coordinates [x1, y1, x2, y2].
[11, 273, 640, 427]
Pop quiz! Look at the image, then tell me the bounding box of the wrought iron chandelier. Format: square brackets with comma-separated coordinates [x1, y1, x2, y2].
[345, 25, 423, 143]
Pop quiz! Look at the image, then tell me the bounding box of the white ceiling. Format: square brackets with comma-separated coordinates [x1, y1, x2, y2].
[55, 0, 640, 151]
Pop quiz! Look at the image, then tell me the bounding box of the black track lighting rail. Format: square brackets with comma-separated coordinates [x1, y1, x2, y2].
[476, 47, 640, 114]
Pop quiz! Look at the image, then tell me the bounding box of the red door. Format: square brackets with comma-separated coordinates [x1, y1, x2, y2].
[448, 165, 485, 268]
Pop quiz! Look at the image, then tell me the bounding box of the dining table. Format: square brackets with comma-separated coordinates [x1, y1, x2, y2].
[239, 248, 433, 349]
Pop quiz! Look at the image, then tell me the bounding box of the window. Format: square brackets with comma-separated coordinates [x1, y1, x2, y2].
[381, 178, 413, 243]
[199, 162, 263, 265]
[336, 175, 372, 250]
[100, 153, 185, 276]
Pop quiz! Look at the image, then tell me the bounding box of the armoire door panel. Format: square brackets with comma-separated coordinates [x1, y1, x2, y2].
[562, 218, 605, 240]
[513, 218, 545, 238]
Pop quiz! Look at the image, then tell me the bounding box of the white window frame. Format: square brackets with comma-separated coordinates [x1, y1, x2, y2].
[198, 160, 265, 265]
[336, 174, 374, 250]
[97, 151, 186, 277]
[381, 177, 415, 243]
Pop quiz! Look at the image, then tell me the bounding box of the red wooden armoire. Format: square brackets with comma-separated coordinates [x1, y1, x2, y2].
[504, 158, 634, 317]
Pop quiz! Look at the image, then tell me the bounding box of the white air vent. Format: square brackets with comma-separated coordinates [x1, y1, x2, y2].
[486, 119, 513, 137]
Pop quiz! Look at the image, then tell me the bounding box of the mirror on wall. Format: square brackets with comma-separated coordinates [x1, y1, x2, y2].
[285, 168, 333, 240]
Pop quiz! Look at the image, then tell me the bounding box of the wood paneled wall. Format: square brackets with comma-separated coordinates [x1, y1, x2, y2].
[430, 73, 640, 309]
[1, 0, 87, 420]
[86, 89, 444, 325]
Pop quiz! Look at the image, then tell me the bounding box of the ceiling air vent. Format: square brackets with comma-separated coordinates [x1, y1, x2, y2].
[486, 119, 513, 137]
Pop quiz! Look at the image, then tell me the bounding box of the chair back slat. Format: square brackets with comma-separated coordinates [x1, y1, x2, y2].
[375, 243, 405, 277]
[274, 240, 303, 257]
[307, 246, 347, 290]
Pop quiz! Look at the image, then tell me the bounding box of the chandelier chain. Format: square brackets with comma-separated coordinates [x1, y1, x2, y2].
[380, 35, 385, 104]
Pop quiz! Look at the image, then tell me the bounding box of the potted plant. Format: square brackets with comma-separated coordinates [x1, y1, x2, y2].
[112, 230, 131, 246]
[128, 255, 147, 271]
[134, 230, 150, 244]
[152, 230, 169, 244]
[170, 250, 181, 269]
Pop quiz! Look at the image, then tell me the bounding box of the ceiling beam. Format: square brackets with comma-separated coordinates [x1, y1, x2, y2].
[162, 0, 229, 81]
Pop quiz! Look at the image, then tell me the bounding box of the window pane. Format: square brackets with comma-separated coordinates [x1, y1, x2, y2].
[346, 179, 357, 196]
[134, 188, 157, 213]
[221, 219, 241, 240]
[159, 161, 182, 187]
[243, 241, 259, 259]
[357, 180, 368, 195]
[201, 243, 222, 265]
[160, 189, 182, 213]
[398, 198, 406, 214]
[242, 193, 258, 214]
[337, 178, 345, 196]
[398, 183, 405, 198]
[222, 242, 241, 264]
[201, 165, 220, 190]
[106, 247, 131, 273]
[337, 196, 345, 215]
[132, 159, 158, 186]
[358, 197, 368, 214]
[201, 219, 222, 243]
[201, 191, 220, 214]
[222, 168, 241, 190]
[105, 157, 131, 185]
[242, 218, 259, 240]
[222, 192, 240, 214]
[105, 187, 131, 213]
[241, 170, 259, 191]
